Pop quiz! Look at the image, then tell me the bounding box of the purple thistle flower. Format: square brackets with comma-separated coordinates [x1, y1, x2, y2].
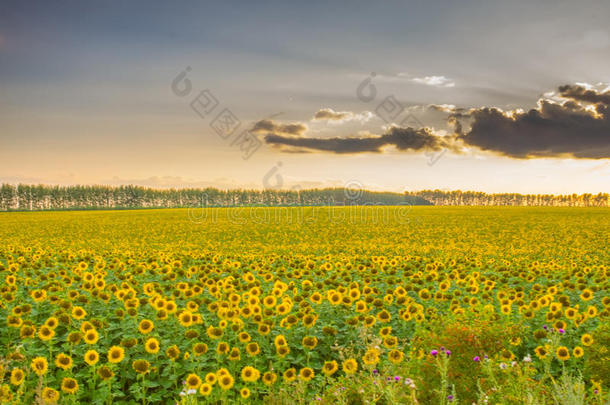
[445, 350, 451, 356]
[473, 356, 481, 362]
[372, 369, 378, 375]
[394, 376, 401, 381]
[559, 328, 565, 334]
[448, 394, 454, 401]
[431, 349, 439, 356]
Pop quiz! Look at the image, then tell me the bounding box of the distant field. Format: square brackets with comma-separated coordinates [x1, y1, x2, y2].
[0, 207, 608, 404]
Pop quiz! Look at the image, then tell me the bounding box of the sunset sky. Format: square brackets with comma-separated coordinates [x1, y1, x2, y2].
[1, 0, 609, 194]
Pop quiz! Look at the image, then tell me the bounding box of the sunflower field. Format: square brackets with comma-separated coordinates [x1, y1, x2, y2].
[0, 207, 608, 404]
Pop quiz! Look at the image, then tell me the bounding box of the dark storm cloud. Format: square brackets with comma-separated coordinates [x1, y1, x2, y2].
[558, 84, 610, 105]
[261, 84, 610, 158]
[251, 119, 307, 136]
[264, 125, 451, 154]
[453, 84, 610, 159]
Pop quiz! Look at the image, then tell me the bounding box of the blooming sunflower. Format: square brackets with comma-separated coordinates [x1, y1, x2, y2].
[41, 387, 60, 404]
[61, 377, 79, 394]
[218, 373, 235, 390]
[84, 350, 99, 366]
[145, 338, 160, 354]
[241, 366, 260, 382]
[10, 368, 25, 386]
[342, 358, 358, 374]
[581, 333, 594, 346]
[199, 383, 213, 396]
[132, 359, 150, 374]
[283, 368, 297, 382]
[55, 353, 73, 370]
[185, 373, 202, 389]
[108, 346, 125, 363]
[31, 357, 48, 376]
[138, 319, 154, 334]
[262, 371, 277, 386]
[322, 360, 338, 376]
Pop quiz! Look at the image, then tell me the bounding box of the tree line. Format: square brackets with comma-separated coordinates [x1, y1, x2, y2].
[0, 184, 430, 211]
[0, 184, 607, 211]
[406, 190, 609, 207]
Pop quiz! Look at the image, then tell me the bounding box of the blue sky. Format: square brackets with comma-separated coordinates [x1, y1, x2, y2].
[1, 0, 609, 193]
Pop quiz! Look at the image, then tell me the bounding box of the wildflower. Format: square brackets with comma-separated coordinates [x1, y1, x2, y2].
[473, 356, 481, 362]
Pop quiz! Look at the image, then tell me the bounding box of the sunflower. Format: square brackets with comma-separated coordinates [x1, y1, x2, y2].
[71, 306, 87, 320]
[262, 371, 278, 386]
[573, 346, 584, 358]
[97, 366, 114, 381]
[556, 346, 570, 361]
[19, 324, 36, 339]
[10, 368, 25, 385]
[199, 383, 213, 396]
[218, 373, 235, 390]
[216, 342, 229, 355]
[377, 309, 391, 323]
[342, 358, 358, 374]
[383, 336, 398, 349]
[178, 311, 193, 327]
[84, 350, 99, 366]
[55, 353, 73, 370]
[108, 346, 125, 363]
[206, 325, 223, 340]
[274, 335, 288, 348]
[276, 345, 290, 357]
[185, 373, 202, 389]
[322, 360, 338, 376]
[580, 289, 593, 301]
[241, 366, 260, 382]
[388, 349, 404, 364]
[228, 347, 241, 361]
[138, 319, 154, 334]
[145, 338, 160, 354]
[240, 387, 251, 398]
[41, 387, 60, 404]
[362, 348, 380, 366]
[193, 342, 208, 356]
[581, 333, 594, 346]
[166, 345, 180, 360]
[302, 336, 318, 350]
[283, 368, 297, 382]
[83, 329, 99, 344]
[61, 377, 79, 394]
[535, 345, 548, 359]
[31, 356, 48, 376]
[258, 323, 271, 335]
[205, 372, 217, 385]
[38, 326, 55, 341]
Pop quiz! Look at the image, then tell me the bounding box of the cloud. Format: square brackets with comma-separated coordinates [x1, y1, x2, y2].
[260, 83, 610, 159]
[453, 84, 610, 159]
[264, 125, 453, 154]
[251, 119, 307, 136]
[412, 75, 455, 88]
[312, 108, 373, 123]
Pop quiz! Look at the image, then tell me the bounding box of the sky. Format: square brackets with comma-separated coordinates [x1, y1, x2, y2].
[1, 0, 609, 194]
